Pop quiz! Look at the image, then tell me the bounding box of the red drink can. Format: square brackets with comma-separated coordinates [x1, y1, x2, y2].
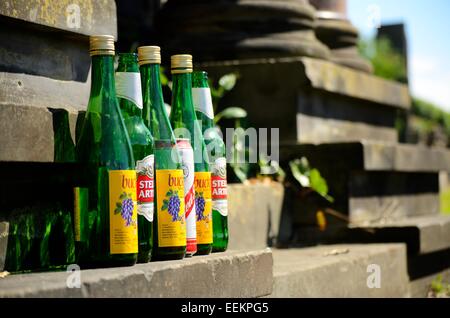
[176, 138, 197, 256]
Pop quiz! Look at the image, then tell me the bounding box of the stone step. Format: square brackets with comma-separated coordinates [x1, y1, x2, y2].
[348, 171, 440, 224]
[349, 215, 450, 255]
[203, 57, 409, 144]
[0, 249, 273, 298]
[228, 183, 284, 251]
[349, 193, 440, 225]
[0, 182, 284, 272]
[0, 1, 117, 83]
[409, 268, 450, 298]
[0, 94, 82, 163]
[0, 0, 117, 163]
[280, 141, 450, 173]
[271, 244, 409, 297]
[0, 222, 7, 271]
[0, 0, 117, 38]
[291, 171, 440, 228]
[282, 141, 445, 227]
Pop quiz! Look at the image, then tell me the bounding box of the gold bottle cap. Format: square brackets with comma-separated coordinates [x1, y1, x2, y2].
[138, 46, 161, 65]
[89, 35, 115, 56]
[171, 54, 193, 74]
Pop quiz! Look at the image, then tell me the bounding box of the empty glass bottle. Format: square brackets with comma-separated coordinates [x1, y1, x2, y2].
[170, 55, 213, 256]
[116, 53, 154, 263]
[138, 46, 186, 261]
[75, 35, 138, 267]
[192, 71, 228, 252]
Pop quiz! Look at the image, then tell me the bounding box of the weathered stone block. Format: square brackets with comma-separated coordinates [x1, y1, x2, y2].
[203, 57, 410, 144]
[349, 215, 450, 255]
[0, 222, 8, 271]
[0, 249, 273, 298]
[228, 183, 284, 250]
[0, 71, 85, 162]
[297, 114, 397, 144]
[0, 72, 89, 112]
[0, 104, 54, 162]
[0, 1, 117, 81]
[292, 157, 440, 230]
[271, 244, 409, 297]
[158, 0, 330, 61]
[280, 141, 450, 173]
[349, 194, 440, 225]
[349, 171, 440, 224]
[0, 0, 117, 38]
[0, 103, 81, 162]
[281, 142, 445, 245]
[300, 58, 409, 108]
[409, 268, 450, 298]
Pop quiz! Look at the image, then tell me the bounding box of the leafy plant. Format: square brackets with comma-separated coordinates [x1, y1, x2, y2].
[358, 37, 407, 83]
[228, 123, 254, 184]
[429, 275, 450, 298]
[160, 66, 169, 87]
[209, 73, 247, 129]
[289, 157, 334, 203]
[209, 73, 258, 183]
[214, 107, 247, 125]
[210, 73, 239, 111]
[412, 97, 450, 139]
[258, 154, 286, 183]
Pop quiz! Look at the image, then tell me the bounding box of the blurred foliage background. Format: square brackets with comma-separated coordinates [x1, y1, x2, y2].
[359, 37, 450, 148]
[359, 37, 450, 215]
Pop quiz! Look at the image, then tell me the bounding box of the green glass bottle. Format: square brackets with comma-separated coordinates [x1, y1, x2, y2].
[192, 71, 228, 252]
[138, 46, 186, 261]
[170, 55, 213, 256]
[75, 35, 138, 268]
[116, 53, 154, 263]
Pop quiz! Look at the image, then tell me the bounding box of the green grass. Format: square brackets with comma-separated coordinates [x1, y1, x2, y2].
[442, 188, 450, 215]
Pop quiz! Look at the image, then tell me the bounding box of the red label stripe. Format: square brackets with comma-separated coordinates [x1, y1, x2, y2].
[185, 186, 195, 217]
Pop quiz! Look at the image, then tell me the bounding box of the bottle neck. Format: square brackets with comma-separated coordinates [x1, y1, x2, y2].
[141, 63, 176, 142]
[192, 73, 209, 88]
[192, 88, 214, 130]
[171, 72, 197, 133]
[89, 55, 116, 113]
[116, 55, 143, 118]
[171, 71, 210, 170]
[117, 55, 139, 73]
[192, 72, 214, 129]
[141, 63, 163, 101]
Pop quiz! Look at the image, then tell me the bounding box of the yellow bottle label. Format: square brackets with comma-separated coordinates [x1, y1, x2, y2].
[109, 170, 138, 255]
[195, 172, 213, 244]
[156, 169, 186, 247]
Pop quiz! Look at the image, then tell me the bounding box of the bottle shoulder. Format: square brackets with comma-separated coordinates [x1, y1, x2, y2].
[76, 114, 135, 169]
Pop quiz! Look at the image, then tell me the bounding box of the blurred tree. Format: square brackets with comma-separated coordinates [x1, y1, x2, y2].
[411, 98, 450, 147]
[359, 37, 450, 147]
[359, 37, 407, 83]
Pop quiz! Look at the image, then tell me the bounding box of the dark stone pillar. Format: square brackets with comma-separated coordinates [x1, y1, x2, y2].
[156, 0, 330, 62]
[309, 0, 373, 73]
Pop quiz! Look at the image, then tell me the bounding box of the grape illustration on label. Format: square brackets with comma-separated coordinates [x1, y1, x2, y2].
[114, 192, 136, 227]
